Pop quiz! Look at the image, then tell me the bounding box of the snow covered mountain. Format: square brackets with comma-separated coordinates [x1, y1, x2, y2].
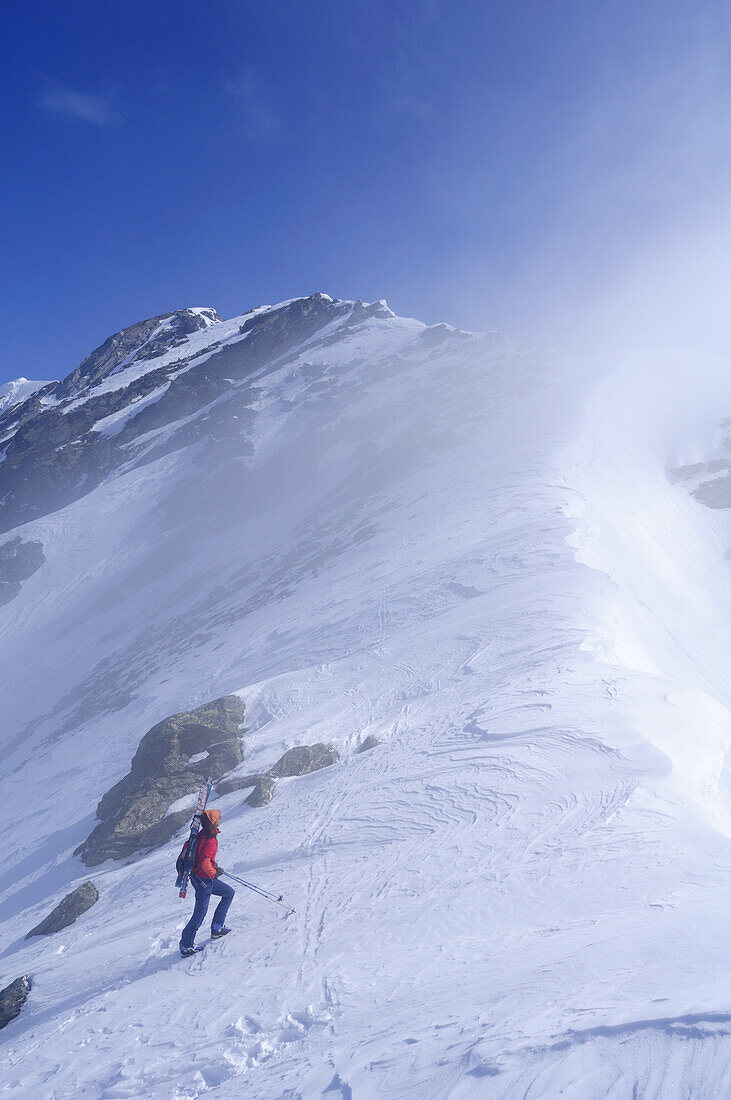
[0, 377, 51, 418]
[0, 294, 729, 1098]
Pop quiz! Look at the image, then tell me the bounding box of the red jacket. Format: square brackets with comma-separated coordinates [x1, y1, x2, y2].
[195, 833, 218, 879]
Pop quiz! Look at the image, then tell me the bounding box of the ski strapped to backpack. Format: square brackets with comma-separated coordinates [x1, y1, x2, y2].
[176, 779, 213, 898]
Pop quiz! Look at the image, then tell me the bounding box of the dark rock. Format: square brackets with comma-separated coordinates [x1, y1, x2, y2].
[0, 313, 224, 534]
[215, 773, 263, 797]
[25, 882, 98, 938]
[0, 976, 31, 1031]
[692, 473, 731, 509]
[357, 735, 381, 753]
[0, 537, 45, 583]
[270, 743, 339, 778]
[246, 775, 276, 807]
[57, 309, 222, 399]
[95, 695, 244, 820]
[219, 742, 339, 809]
[0, 537, 45, 606]
[77, 695, 244, 865]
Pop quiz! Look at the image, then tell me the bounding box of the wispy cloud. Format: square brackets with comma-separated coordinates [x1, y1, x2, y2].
[226, 69, 282, 142]
[40, 88, 120, 126]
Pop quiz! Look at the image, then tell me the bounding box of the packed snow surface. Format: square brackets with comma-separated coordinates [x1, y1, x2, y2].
[0, 296, 729, 1098]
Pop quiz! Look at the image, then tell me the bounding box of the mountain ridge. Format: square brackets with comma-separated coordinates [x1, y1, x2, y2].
[0, 294, 728, 1098]
[0, 294, 460, 534]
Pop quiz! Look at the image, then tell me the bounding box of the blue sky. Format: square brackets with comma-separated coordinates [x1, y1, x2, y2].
[3, 1, 731, 385]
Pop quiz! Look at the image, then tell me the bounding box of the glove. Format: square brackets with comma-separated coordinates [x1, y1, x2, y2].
[215, 864, 224, 878]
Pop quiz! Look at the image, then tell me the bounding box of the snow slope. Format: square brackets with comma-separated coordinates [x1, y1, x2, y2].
[0, 377, 50, 416]
[0, 296, 729, 1098]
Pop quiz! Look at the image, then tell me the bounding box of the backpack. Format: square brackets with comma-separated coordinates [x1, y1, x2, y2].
[176, 839, 192, 876]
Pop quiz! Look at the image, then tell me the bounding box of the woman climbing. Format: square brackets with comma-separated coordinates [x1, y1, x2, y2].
[179, 808, 235, 957]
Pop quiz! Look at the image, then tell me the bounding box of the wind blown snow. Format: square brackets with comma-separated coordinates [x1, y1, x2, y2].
[0, 297, 729, 1099]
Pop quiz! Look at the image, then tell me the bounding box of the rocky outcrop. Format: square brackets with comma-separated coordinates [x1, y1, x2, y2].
[246, 775, 276, 807]
[0, 295, 352, 534]
[215, 773, 261, 797]
[0, 537, 44, 607]
[25, 882, 98, 938]
[357, 735, 380, 753]
[216, 770, 277, 804]
[270, 743, 339, 778]
[215, 742, 339, 810]
[0, 976, 31, 1031]
[219, 743, 341, 811]
[77, 695, 244, 865]
[215, 770, 275, 805]
[0, 311, 227, 534]
[57, 309, 222, 399]
[693, 473, 731, 508]
[669, 424, 731, 512]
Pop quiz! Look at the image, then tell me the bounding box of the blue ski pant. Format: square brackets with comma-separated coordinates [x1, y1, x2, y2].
[180, 874, 235, 948]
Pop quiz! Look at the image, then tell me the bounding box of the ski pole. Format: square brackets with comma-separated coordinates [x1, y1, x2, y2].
[220, 871, 295, 914]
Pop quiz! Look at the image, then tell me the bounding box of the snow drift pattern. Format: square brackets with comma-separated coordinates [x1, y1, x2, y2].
[0, 295, 728, 1097]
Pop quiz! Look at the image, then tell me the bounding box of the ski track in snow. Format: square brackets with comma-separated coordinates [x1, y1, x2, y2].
[0, 303, 729, 1098]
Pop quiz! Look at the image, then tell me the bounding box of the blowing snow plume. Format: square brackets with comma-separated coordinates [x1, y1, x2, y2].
[0, 293, 729, 1097]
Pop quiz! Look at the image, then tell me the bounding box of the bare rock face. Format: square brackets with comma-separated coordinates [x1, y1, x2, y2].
[57, 309, 222, 399]
[246, 775, 276, 807]
[270, 743, 339, 778]
[0, 976, 31, 1031]
[357, 735, 381, 753]
[77, 695, 244, 865]
[25, 882, 99, 939]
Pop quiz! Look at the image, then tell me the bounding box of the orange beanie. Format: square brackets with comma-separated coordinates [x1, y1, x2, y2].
[203, 809, 221, 828]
